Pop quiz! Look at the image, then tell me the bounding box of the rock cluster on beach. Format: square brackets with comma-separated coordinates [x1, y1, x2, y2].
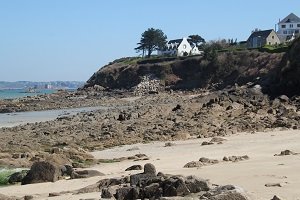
[98, 163, 251, 200]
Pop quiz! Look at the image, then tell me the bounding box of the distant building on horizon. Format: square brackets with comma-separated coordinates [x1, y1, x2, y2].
[277, 13, 300, 42]
[158, 38, 203, 57]
[247, 29, 280, 48]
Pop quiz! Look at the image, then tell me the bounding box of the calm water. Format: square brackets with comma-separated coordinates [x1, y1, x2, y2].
[0, 106, 106, 128]
[0, 89, 73, 99]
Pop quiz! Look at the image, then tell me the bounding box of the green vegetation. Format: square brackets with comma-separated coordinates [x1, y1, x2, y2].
[0, 168, 21, 185]
[135, 28, 167, 58]
[188, 34, 205, 46]
[109, 57, 142, 65]
[259, 44, 289, 53]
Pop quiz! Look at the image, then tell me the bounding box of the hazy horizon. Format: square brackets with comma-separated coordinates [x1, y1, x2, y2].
[1, 0, 299, 81]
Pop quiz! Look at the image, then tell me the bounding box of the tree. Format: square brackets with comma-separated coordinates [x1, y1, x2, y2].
[135, 28, 167, 58]
[188, 35, 205, 46]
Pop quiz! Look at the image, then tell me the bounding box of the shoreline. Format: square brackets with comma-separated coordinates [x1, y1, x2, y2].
[0, 106, 106, 128]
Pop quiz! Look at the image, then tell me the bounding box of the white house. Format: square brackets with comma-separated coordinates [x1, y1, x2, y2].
[158, 38, 203, 56]
[277, 13, 300, 42]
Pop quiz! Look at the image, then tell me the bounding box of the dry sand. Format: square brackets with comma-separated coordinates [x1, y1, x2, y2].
[1, 130, 300, 200]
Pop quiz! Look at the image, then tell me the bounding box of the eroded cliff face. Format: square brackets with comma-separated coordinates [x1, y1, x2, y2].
[271, 37, 300, 96]
[85, 42, 300, 96]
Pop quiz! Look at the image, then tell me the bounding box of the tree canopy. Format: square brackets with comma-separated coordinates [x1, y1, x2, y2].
[188, 35, 206, 46]
[135, 28, 167, 58]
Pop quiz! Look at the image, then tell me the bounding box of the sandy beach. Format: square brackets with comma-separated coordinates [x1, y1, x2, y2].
[0, 129, 299, 199]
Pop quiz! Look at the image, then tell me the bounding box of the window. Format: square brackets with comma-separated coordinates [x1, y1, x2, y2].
[296, 30, 299, 34]
[298, 24, 300, 27]
[183, 44, 186, 49]
[269, 42, 271, 45]
[272, 36, 274, 39]
[283, 31, 288, 34]
[290, 24, 294, 28]
[281, 25, 286, 28]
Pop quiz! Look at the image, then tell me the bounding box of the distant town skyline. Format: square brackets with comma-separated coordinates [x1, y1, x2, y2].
[0, 0, 299, 81]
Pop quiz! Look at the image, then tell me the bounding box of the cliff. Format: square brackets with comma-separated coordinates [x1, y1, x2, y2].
[85, 38, 300, 96]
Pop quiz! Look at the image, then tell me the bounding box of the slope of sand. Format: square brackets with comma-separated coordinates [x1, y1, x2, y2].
[1, 130, 300, 200]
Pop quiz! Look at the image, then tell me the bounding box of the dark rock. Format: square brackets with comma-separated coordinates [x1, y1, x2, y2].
[210, 137, 227, 143]
[162, 176, 190, 197]
[130, 173, 156, 187]
[184, 161, 203, 168]
[144, 163, 156, 175]
[184, 175, 210, 192]
[172, 104, 181, 111]
[101, 188, 113, 198]
[164, 142, 175, 147]
[24, 195, 34, 200]
[125, 165, 142, 171]
[199, 157, 219, 164]
[271, 195, 282, 200]
[21, 161, 61, 185]
[265, 183, 282, 187]
[224, 155, 249, 162]
[274, 150, 298, 156]
[114, 186, 139, 200]
[71, 170, 104, 179]
[48, 192, 60, 197]
[201, 141, 214, 146]
[8, 170, 29, 184]
[142, 183, 163, 199]
[98, 177, 129, 189]
[209, 191, 249, 200]
[61, 164, 73, 176]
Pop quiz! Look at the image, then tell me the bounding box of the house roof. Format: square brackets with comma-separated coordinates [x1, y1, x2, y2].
[168, 38, 194, 46]
[247, 29, 275, 40]
[168, 39, 183, 44]
[279, 13, 300, 24]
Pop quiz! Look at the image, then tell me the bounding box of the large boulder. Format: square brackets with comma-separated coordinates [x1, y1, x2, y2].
[21, 161, 61, 185]
[144, 163, 156, 175]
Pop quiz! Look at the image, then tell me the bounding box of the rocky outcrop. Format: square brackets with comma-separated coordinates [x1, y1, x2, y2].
[21, 161, 61, 185]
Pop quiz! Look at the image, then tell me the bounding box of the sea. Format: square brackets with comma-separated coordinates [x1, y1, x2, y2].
[0, 89, 73, 99]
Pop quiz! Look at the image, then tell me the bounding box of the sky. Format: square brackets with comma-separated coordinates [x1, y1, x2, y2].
[0, 0, 299, 82]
